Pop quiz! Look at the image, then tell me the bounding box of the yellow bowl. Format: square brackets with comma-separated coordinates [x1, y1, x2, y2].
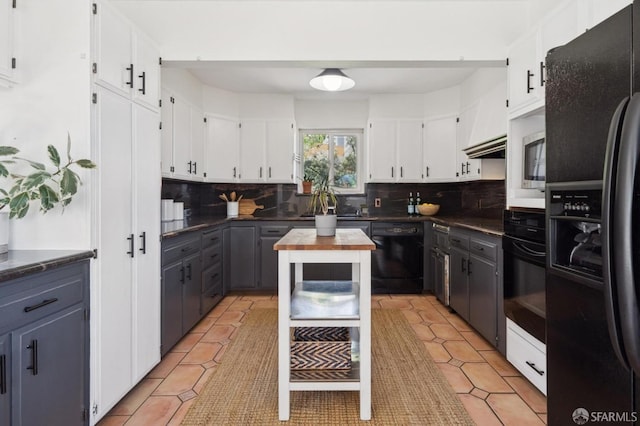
[417, 204, 440, 216]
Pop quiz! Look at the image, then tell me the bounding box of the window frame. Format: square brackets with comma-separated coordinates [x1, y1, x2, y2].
[297, 128, 365, 194]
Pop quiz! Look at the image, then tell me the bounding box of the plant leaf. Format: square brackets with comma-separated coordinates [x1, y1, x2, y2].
[67, 133, 72, 163]
[16, 157, 46, 171]
[22, 171, 51, 190]
[0, 146, 19, 157]
[0, 164, 8, 178]
[75, 159, 96, 169]
[61, 168, 78, 196]
[9, 192, 30, 219]
[47, 145, 60, 167]
[38, 184, 59, 212]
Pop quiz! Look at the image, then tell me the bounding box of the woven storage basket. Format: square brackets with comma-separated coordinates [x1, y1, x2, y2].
[290, 341, 351, 370]
[293, 327, 349, 342]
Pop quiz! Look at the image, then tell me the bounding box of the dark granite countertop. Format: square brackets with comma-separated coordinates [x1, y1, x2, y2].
[162, 213, 503, 239]
[0, 250, 94, 283]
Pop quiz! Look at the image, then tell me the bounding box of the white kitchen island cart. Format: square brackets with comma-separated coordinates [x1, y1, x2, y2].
[273, 228, 375, 421]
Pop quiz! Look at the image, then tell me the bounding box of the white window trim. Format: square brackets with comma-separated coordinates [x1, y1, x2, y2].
[298, 128, 365, 194]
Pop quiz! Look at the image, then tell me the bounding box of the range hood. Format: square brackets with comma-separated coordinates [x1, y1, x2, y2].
[463, 134, 506, 159]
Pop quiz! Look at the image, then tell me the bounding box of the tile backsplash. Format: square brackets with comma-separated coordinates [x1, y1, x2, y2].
[161, 180, 505, 219]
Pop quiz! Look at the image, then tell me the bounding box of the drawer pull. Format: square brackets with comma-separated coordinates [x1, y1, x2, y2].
[24, 298, 59, 313]
[526, 361, 544, 376]
[451, 238, 461, 244]
[27, 340, 38, 376]
[181, 246, 192, 253]
[473, 245, 484, 251]
[211, 273, 219, 280]
[211, 253, 219, 260]
[0, 354, 6, 394]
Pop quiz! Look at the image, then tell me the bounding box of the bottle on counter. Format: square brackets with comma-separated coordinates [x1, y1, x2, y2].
[415, 192, 421, 216]
[408, 192, 415, 216]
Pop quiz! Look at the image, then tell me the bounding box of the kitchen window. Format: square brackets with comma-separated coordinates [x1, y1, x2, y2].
[299, 129, 363, 194]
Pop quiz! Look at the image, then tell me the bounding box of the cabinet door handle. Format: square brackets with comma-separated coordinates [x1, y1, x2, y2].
[526, 70, 534, 93]
[186, 263, 192, 280]
[526, 361, 545, 376]
[26, 340, 38, 376]
[461, 258, 466, 273]
[539, 61, 545, 87]
[233, 167, 237, 178]
[188, 161, 193, 174]
[138, 71, 146, 94]
[126, 64, 134, 88]
[466, 162, 470, 174]
[126, 234, 134, 258]
[425, 166, 429, 177]
[400, 166, 404, 178]
[259, 166, 262, 178]
[24, 298, 58, 313]
[269, 167, 272, 178]
[180, 266, 185, 283]
[461, 162, 465, 175]
[391, 166, 394, 178]
[139, 231, 146, 254]
[193, 162, 197, 175]
[0, 354, 5, 394]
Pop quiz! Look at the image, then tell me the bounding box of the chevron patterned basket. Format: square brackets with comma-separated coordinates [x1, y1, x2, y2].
[290, 341, 351, 370]
[293, 327, 349, 342]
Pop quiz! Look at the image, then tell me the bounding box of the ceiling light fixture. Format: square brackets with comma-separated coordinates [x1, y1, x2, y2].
[309, 68, 355, 92]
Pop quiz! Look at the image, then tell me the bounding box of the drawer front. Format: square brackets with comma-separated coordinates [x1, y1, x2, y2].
[162, 234, 200, 264]
[260, 225, 290, 237]
[202, 228, 222, 249]
[202, 245, 222, 270]
[469, 237, 497, 261]
[202, 264, 222, 292]
[449, 233, 469, 251]
[434, 232, 449, 249]
[507, 325, 547, 395]
[0, 275, 84, 331]
[201, 283, 223, 315]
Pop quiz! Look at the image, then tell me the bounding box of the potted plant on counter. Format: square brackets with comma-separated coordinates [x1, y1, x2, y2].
[302, 173, 313, 194]
[0, 136, 96, 252]
[309, 175, 337, 236]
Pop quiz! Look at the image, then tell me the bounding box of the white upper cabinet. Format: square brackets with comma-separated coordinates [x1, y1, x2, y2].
[205, 115, 240, 182]
[396, 120, 424, 182]
[367, 119, 422, 183]
[0, 0, 17, 87]
[94, 0, 160, 111]
[507, 29, 543, 116]
[265, 120, 295, 183]
[160, 89, 205, 181]
[423, 115, 457, 182]
[239, 120, 266, 182]
[237, 119, 295, 183]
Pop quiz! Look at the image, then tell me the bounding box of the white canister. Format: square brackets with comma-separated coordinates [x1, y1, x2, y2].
[173, 202, 184, 220]
[161, 199, 174, 221]
[227, 201, 239, 218]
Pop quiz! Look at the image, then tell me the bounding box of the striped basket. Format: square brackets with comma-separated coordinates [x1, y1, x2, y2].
[290, 341, 351, 370]
[293, 327, 349, 342]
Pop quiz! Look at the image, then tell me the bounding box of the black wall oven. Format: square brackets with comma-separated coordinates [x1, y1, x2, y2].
[503, 209, 546, 343]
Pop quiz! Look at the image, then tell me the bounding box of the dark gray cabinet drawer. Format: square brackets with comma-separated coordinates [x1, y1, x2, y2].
[260, 225, 290, 237]
[162, 234, 200, 264]
[449, 233, 469, 251]
[201, 228, 222, 249]
[202, 264, 222, 292]
[470, 237, 497, 261]
[202, 245, 222, 270]
[0, 274, 84, 332]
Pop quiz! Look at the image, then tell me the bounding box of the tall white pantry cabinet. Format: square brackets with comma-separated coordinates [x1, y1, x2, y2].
[92, 0, 162, 422]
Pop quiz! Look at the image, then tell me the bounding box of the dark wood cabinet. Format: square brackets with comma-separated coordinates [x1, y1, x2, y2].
[201, 228, 223, 315]
[225, 225, 258, 291]
[0, 260, 89, 425]
[259, 224, 290, 291]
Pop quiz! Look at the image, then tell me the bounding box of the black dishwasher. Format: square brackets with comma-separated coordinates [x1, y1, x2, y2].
[371, 222, 424, 294]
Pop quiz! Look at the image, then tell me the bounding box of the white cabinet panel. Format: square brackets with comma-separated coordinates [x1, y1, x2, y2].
[0, 0, 16, 86]
[367, 120, 397, 182]
[172, 97, 192, 179]
[396, 120, 423, 182]
[266, 121, 295, 183]
[508, 30, 541, 115]
[205, 115, 240, 182]
[190, 107, 205, 179]
[423, 115, 457, 182]
[239, 120, 266, 182]
[160, 89, 174, 176]
[133, 32, 161, 111]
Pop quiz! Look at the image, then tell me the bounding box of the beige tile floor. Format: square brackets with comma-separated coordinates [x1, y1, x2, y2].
[98, 293, 547, 425]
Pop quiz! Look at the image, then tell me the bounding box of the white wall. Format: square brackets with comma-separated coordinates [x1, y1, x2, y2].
[459, 67, 507, 108]
[112, 1, 528, 62]
[162, 68, 203, 108]
[202, 85, 240, 117]
[294, 100, 368, 129]
[369, 94, 425, 118]
[238, 94, 294, 119]
[0, 0, 91, 249]
[424, 86, 461, 118]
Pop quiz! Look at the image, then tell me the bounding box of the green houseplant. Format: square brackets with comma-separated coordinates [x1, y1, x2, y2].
[0, 135, 96, 219]
[309, 175, 337, 236]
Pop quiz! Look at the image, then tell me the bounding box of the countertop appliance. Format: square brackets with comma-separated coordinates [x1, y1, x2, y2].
[371, 222, 423, 294]
[545, 4, 640, 423]
[430, 223, 450, 306]
[521, 131, 545, 190]
[503, 209, 546, 344]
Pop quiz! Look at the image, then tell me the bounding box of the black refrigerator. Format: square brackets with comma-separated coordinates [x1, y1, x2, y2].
[545, 3, 640, 425]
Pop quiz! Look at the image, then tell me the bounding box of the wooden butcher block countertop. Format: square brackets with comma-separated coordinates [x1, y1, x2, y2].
[273, 228, 376, 251]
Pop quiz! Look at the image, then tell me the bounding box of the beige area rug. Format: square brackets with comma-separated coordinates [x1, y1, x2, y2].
[182, 309, 474, 425]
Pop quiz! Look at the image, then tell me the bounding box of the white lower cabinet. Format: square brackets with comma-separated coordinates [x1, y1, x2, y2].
[0, 0, 17, 87]
[94, 86, 161, 419]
